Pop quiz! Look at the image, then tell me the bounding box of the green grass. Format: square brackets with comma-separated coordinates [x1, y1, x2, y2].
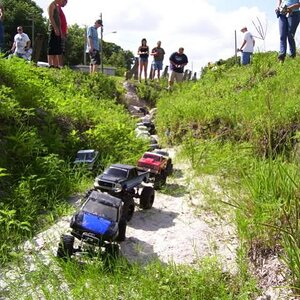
[2, 51, 300, 296]
[3, 254, 257, 300]
[0, 59, 148, 264]
[156, 52, 300, 288]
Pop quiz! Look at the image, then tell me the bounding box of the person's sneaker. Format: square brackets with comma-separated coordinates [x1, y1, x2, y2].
[278, 54, 285, 62]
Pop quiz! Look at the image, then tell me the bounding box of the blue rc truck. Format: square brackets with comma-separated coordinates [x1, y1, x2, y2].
[57, 190, 127, 259]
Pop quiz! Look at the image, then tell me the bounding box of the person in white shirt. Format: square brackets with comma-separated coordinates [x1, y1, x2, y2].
[237, 26, 255, 65]
[11, 26, 31, 59]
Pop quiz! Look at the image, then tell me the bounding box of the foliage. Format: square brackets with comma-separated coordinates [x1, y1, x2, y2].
[162, 52, 300, 289]
[104, 42, 135, 75]
[157, 52, 300, 156]
[64, 24, 85, 65]
[136, 80, 167, 108]
[0, 58, 146, 263]
[4, 256, 258, 299]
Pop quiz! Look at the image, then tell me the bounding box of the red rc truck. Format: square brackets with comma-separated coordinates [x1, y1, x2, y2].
[137, 149, 173, 189]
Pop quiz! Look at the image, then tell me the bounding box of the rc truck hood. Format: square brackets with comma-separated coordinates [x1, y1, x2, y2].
[73, 211, 115, 235]
[98, 174, 125, 183]
[138, 157, 161, 168]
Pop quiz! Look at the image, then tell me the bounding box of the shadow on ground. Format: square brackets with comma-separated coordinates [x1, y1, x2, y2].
[158, 182, 188, 197]
[120, 237, 162, 266]
[129, 207, 178, 231]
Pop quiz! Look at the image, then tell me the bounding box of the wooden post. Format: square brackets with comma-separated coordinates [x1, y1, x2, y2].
[32, 34, 43, 62]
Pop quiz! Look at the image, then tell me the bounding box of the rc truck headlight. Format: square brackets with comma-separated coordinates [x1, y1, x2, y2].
[113, 183, 122, 193]
[94, 178, 100, 188]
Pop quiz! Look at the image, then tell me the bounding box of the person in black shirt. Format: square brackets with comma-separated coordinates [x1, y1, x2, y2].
[168, 47, 188, 90]
[137, 38, 149, 82]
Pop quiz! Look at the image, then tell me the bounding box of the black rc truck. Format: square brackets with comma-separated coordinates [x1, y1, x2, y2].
[94, 163, 155, 212]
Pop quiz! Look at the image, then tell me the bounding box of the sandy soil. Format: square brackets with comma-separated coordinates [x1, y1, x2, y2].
[120, 150, 238, 272]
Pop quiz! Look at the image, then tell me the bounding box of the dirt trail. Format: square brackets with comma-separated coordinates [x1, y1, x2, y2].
[121, 149, 238, 270]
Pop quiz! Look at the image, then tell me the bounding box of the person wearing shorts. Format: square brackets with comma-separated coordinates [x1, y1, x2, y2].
[86, 19, 102, 73]
[168, 47, 188, 90]
[47, 0, 62, 68]
[11, 26, 31, 60]
[150, 41, 165, 80]
[137, 38, 149, 82]
[57, 0, 68, 67]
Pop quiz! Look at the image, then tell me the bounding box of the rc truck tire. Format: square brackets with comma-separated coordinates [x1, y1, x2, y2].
[57, 234, 74, 259]
[166, 160, 173, 176]
[105, 243, 120, 258]
[154, 172, 167, 190]
[116, 219, 127, 242]
[122, 195, 135, 222]
[140, 186, 155, 209]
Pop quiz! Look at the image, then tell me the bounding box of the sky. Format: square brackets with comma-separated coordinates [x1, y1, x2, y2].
[33, 0, 290, 74]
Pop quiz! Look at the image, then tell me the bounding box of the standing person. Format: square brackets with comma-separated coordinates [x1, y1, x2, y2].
[11, 26, 31, 59]
[150, 40, 165, 80]
[57, 0, 68, 67]
[276, 0, 300, 62]
[237, 26, 255, 65]
[168, 47, 188, 90]
[0, 4, 4, 52]
[47, 0, 62, 68]
[137, 38, 149, 82]
[86, 19, 102, 73]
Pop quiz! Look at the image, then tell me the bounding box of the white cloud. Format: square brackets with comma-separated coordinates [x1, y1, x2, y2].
[35, 0, 281, 74]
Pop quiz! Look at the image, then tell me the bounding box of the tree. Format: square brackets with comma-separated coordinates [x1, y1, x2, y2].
[103, 41, 135, 73]
[64, 24, 85, 65]
[64, 25, 135, 73]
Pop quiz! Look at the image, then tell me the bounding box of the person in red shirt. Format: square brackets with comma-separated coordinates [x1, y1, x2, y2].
[57, 0, 67, 67]
[47, 0, 62, 67]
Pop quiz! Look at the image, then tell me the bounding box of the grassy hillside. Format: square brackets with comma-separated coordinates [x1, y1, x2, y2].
[2, 52, 300, 299]
[0, 58, 147, 263]
[156, 52, 300, 289]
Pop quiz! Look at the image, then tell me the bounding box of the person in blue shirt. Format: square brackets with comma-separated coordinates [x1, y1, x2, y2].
[276, 0, 300, 62]
[86, 19, 102, 73]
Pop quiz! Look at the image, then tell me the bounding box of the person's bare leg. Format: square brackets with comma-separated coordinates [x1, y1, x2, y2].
[54, 55, 60, 67]
[48, 55, 54, 66]
[139, 63, 143, 81]
[144, 62, 148, 82]
[58, 55, 63, 67]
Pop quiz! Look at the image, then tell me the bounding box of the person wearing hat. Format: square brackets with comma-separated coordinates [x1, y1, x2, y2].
[237, 26, 255, 65]
[86, 19, 103, 73]
[276, 0, 300, 62]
